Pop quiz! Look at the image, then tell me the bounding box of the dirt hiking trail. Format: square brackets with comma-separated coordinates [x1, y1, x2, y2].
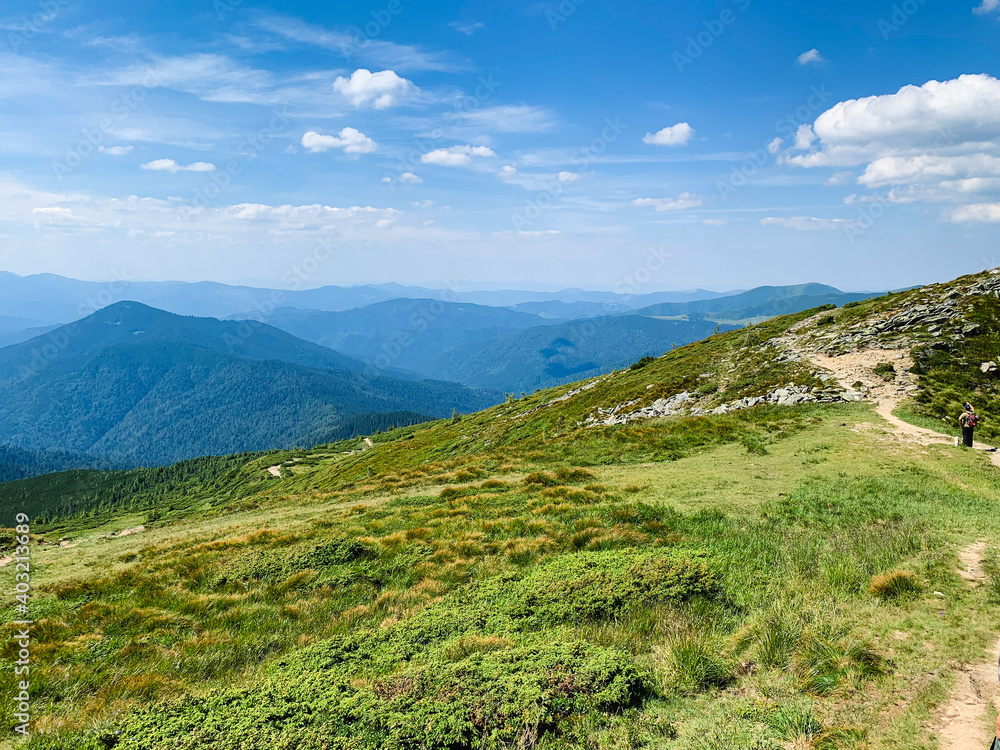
[778, 314, 1000, 467]
[932, 541, 999, 750]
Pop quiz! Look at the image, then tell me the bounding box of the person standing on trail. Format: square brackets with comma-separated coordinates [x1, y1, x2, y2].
[958, 402, 977, 448]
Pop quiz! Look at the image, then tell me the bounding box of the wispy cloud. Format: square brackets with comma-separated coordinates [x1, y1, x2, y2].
[632, 193, 703, 211]
[760, 216, 853, 230]
[254, 14, 467, 72]
[449, 20, 485, 35]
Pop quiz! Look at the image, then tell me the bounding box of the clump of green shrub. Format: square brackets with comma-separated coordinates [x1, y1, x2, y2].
[697, 381, 719, 396]
[523, 471, 560, 487]
[630, 356, 656, 371]
[740, 432, 769, 456]
[508, 549, 719, 626]
[78, 629, 643, 750]
[555, 466, 597, 484]
[873, 363, 896, 381]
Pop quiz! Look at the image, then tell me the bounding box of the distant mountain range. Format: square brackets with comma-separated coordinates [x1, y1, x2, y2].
[0, 302, 498, 466]
[0, 274, 891, 475]
[256, 301, 740, 394]
[628, 283, 883, 322]
[0, 271, 736, 326]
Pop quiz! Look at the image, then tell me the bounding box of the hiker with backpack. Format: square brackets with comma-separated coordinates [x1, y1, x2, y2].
[959, 402, 977, 448]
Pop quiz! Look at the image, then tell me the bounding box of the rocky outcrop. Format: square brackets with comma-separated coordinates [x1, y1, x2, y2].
[587, 383, 855, 426]
[825, 272, 997, 352]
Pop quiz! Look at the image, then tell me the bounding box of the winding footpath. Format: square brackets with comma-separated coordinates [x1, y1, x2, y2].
[778, 318, 1000, 747]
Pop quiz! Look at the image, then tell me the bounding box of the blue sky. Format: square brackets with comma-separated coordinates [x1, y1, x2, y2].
[1, 0, 999, 292]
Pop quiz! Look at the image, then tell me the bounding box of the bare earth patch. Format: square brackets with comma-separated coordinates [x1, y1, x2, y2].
[932, 541, 998, 749]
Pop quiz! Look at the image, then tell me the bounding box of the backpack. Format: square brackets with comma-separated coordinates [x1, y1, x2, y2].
[969, 412, 978, 428]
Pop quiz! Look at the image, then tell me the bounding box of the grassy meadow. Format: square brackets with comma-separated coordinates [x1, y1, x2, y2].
[3, 299, 1000, 749]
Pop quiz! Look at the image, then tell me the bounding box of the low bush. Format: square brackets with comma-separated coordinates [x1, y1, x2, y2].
[508, 549, 719, 626]
[873, 363, 896, 381]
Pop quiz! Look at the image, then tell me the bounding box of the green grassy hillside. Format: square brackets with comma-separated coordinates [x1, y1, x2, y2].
[3, 274, 1000, 749]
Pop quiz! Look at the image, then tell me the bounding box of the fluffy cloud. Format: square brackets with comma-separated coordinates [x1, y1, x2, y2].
[787, 74, 1000, 213]
[796, 49, 825, 66]
[974, 0, 999, 14]
[632, 193, 702, 211]
[421, 145, 496, 167]
[400, 172, 423, 183]
[642, 122, 694, 146]
[333, 69, 415, 109]
[141, 159, 215, 173]
[301, 128, 377, 155]
[760, 216, 854, 231]
[787, 75, 1000, 168]
[951, 203, 1000, 222]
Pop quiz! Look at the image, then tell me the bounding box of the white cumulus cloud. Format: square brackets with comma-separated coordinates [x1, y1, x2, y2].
[632, 193, 702, 211]
[796, 49, 825, 66]
[301, 128, 377, 155]
[786, 74, 1000, 206]
[952, 203, 1000, 222]
[974, 0, 999, 14]
[141, 159, 215, 173]
[400, 172, 423, 183]
[421, 145, 496, 167]
[333, 69, 416, 109]
[642, 122, 694, 147]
